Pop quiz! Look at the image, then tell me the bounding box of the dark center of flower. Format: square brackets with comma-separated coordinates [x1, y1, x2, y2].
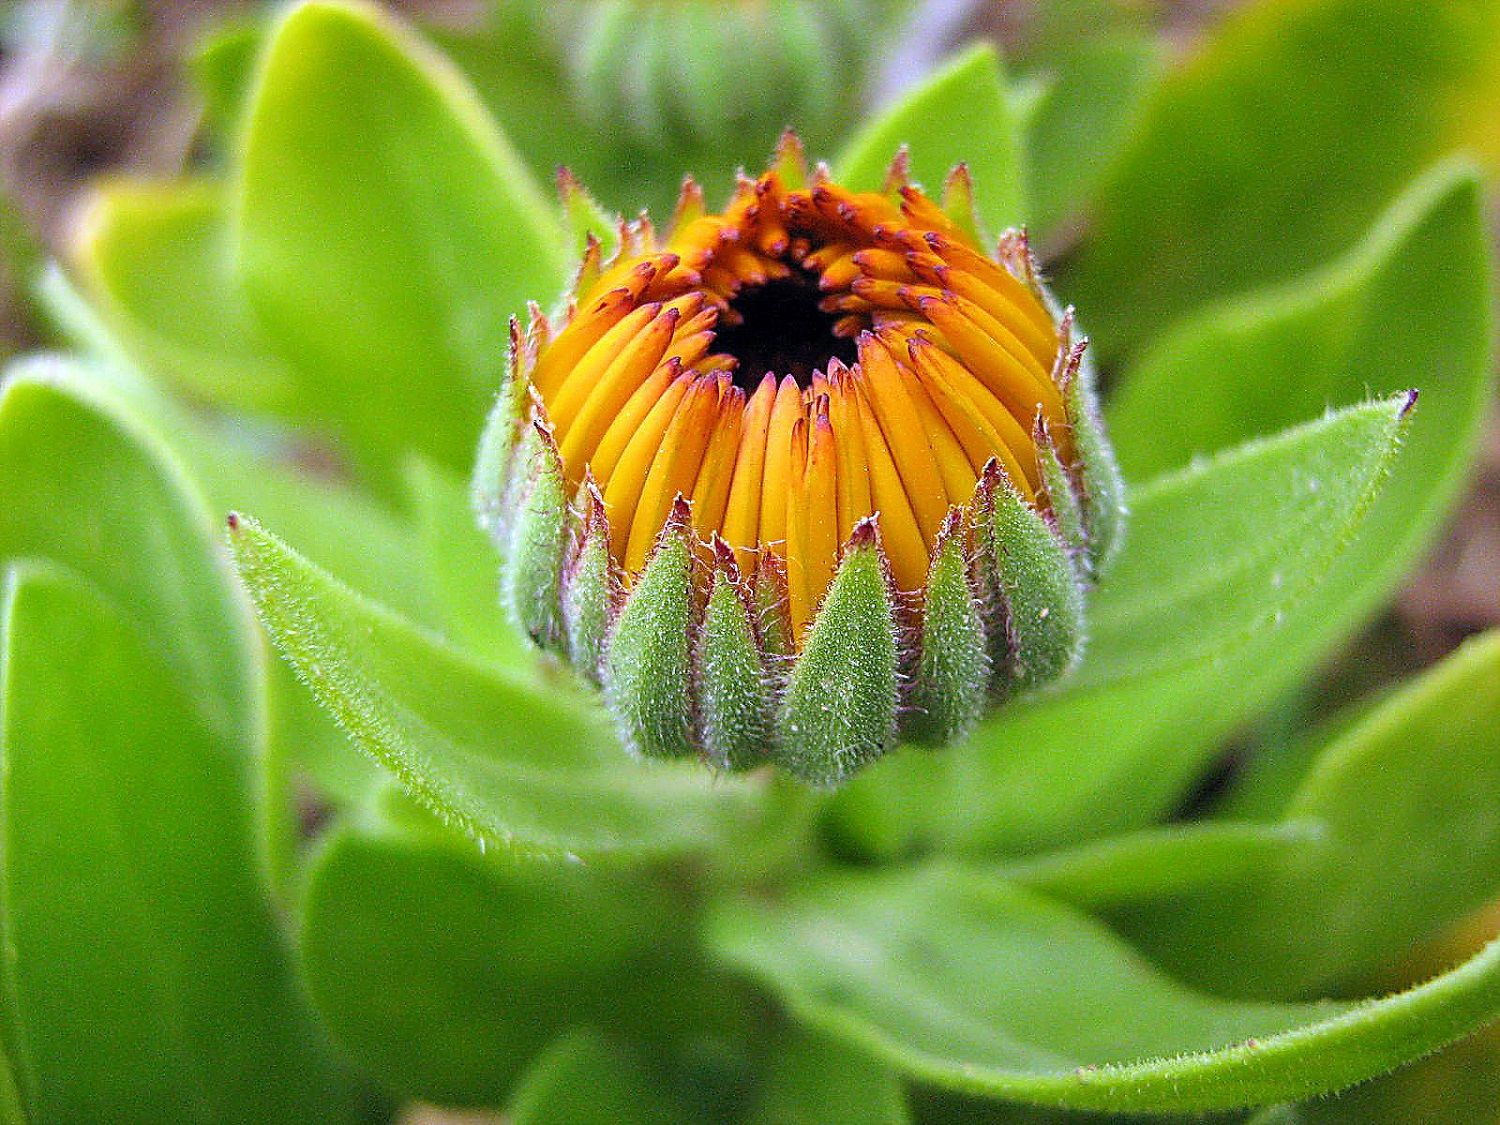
[715, 273, 859, 392]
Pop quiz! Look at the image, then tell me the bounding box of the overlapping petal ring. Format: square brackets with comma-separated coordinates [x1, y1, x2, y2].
[478, 134, 1124, 780]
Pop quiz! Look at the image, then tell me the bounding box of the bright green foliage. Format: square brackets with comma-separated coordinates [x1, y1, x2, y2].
[0, 566, 365, 1123]
[1119, 630, 1500, 997]
[404, 457, 529, 668]
[0, 369, 361, 1120]
[1019, 32, 1163, 242]
[838, 44, 1025, 237]
[507, 1029, 682, 1125]
[229, 514, 765, 856]
[237, 1, 568, 482]
[777, 530, 899, 786]
[1062, 0, 1500, 355]
[189, 19, 261, 139]
[0, 367, 255, 741]
[749, 1026, 910, 1125]
[0, 1050, 20, 1125]
[75, 180, 296, 414]
[708, 865, 1500, 1113]
[992, 820, 1319, 910]
[300, 809, 679, 1104]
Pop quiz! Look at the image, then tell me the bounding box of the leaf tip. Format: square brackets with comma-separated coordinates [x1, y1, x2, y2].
[1399, 387, 1419, 420]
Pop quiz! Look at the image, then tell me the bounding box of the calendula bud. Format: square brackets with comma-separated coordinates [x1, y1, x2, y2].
[474, 133, 1125, 785]
[544, 0, 907, 148]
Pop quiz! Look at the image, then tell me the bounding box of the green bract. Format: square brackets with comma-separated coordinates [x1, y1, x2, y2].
[2, 0, 1498, 1121]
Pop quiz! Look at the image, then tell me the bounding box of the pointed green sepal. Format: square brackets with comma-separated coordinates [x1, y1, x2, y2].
[881, 146, 913, 197]
[697, 539, 775, 771]
[472, 316, 532, 549]
[1035, 413, 1091, 572]
[771, 129, 809, 191]
[776, 519, 900, 786]
[603, 497, 699, 760]
[975, 459, 1087, 693]
[1058, 316, 1126, 573]
[503, 415, 571, 650]
[905, 509, 990, 746]
[562, 478, 618, 684]
[996, 228, 1047, 306]
[557, 165, 620, 262]
[941, 163, 985, 246]
[753, 550, 795, 666]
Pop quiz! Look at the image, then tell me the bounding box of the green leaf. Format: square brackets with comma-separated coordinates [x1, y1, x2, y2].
[300, 813, 678, 1104]
[0, 1043, 23, 1125]
[837, 43, 1025, 236]
[0, 363, 255, 741]
[1075, 395, 1410, 690]
[0, 562, 364, 1122]
[237, 0, 569, 480]
[74, 179, 298, 415]
[189, 19, 261, 140]
[1296, 1016, 1500, 1123]
[835, 395, 1411, 856]
[1111, 163, 1491, 481]
[1018, 33, 1163, 243]
[708, 864, 1500, 1113]
[1247, 1109, 1303, 1125]
[404, 456, 528, 666]
[1117, 630, 1500, 997]
[750, 1026, 911, 1125]
[508, 1029, 685, 1125]
[1061, 0, 1500, 355]
[228, 513, 765, 857]
[992, 820, 1319, 910]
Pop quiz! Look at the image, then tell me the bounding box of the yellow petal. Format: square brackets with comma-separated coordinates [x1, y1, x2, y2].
[624, 374, 722, 571]
[600, 370, 694, 558]
[722, 373, 777, 575]
[856, 333, 949, 542]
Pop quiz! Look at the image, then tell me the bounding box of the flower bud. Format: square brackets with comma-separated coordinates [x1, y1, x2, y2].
[543, 0, 906, 148]
[474, 134, 1125, 784]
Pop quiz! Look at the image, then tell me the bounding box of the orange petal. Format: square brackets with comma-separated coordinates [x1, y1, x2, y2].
[557, 306, 681, 473]
[529, 287, 637, 400]
[848, 377, 928, 591]
[722, 373, 777, 575]
[907, 336, 1037, 497]
[624, 375, 722, 571]
[801, 403, 840, 618]
[548, 301, 665, 433]
[758, 375, 804, 557]
[689, 386, 746, 538]
[856, 333, 949, 542]
[599, 369, 694, 557]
